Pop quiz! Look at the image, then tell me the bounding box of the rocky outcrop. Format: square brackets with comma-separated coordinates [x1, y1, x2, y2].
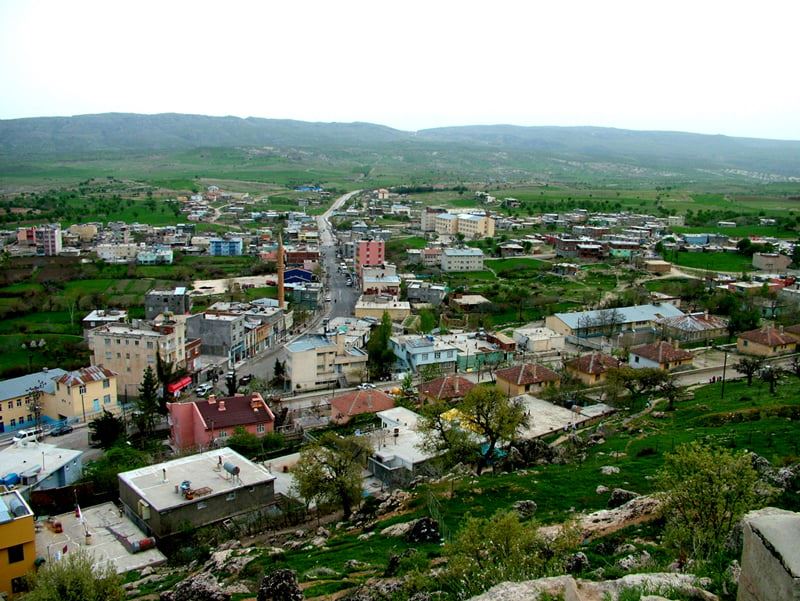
[405, 517, 441, 543]
[160, 572, 230, 601]
[467, 573, 717, 601]
[607, 488, 639, 509]
[257, 569, 303, 601]
[539, 494, 661, 541]
[512, 499, 538, 520]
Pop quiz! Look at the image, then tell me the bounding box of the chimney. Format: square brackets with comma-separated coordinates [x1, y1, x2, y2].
[673, 339, 679, 350]
[207, 394, 216, 404]
[277, 233, 285, 310]
[218, 400, 226, 411]
[162, 468, 167, 483]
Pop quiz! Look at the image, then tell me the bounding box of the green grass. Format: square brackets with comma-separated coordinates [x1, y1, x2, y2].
[486, 257, 549, 273]
[245, 286, 278, 300]
[669, 251, 753, 273]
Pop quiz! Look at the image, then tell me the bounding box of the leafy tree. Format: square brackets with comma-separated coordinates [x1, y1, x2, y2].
[418, 400, 480, 468]
[657, 374, 686, 411]
[88, 409, 125, 450]
[605, 366, 668, 399]
[24, 547, 125, 601]
[419, 363, 443, 382]
[292, 432, 372, 520]
[758, 364, 784, 395]
[227, 426, 284, 458]
[155, 351, 175, 414]
[734, 356, 764, 386]
[81, 445, 149, 495]
[135, 366, 160, 439]
[366, 312, 395, 380]
[271, 359, 287, 390]
[657, 442, 765, 561]
[441, 510, 579, 599]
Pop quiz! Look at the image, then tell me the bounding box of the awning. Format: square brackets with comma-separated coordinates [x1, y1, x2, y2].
[167, 376, 193, 394]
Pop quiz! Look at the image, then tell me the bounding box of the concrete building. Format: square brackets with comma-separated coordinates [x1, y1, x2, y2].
[368, 408, 438, 488]
[628, 341, 693, 371]
[406, 281, 448, 306]
[35, 224, 62, 256]
[354, 296, 411, 321]
[0, 369, 67, 434]
[512, 325, 565, 352]
[421, 207, 448, 232]
[66, 223, 99, 242]
[440, 247, 485, 272]
[434, 212, 458, 235]
[87, 319, 187, 398]
[356, 239, 385, 274]
[566, 352, 621, 385]
[137, 247, 174, 265]
[82, 309, 128, 336]
[49, 366, 119, 423]
[209, 238, 243, 256]
[361, 265, 401, 296]
[655, 311, 727, 343]
[418, 374, 475, 403]
[118, 448, 276, 538]
[96, 243, 140, 263]
[737, 326, 796, 357]
[145, 287, 193, 320]
[419, 247, 443, 267]
[390, 335, 458, 374]
[0, 491, 35, 598]
[168, 393, 275, 451]
[752, 252, 791, 272]
[186, 312, 246, 363]
[0, 443, 83, 496]
[495, 363, 560, 397]
[456, 213, 495, 239]
[330, 389, 395, 425]
[285, 333, 369, 392]
[643, 259, 672, 274]
[545, 303, 684, 339]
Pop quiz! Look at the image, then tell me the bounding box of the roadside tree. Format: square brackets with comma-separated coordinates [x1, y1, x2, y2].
[88, 409, 125, 450]
[734, 356, 764, 386]
[135, 366, 160, 439]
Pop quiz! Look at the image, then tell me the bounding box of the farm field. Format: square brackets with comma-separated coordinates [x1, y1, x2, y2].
[669, 251, 753, 272]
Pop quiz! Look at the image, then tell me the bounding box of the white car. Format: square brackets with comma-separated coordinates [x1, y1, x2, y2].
[195, 383, 214, 397]
[325, 295, 332, 302]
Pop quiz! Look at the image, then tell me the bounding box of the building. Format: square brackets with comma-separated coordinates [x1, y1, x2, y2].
[495, 363, 560, 397]
[421, 207, 448, 231]
[354, 296, 411, 321]
[737, 326, 797, 357]
[0, 369, 67, 433]
[67, 223, 99, 242]
[545, 303, 685, 339]
[456, 214, 495, 239]
[186, 312, 246, 362]
[330, 389, 395, 425]
[82, 309, 128, 337]
[145, 287, 193, 320]
[0, 491, 35, 598]
[96, 243, 141, 263]
[419, 247, 443, 267]
[368, 408, 438, 488]
[418, 374, 475, 403]
[168, 393, 275, 451]
[566, 353, 621, 385]
[752, 252, 791, 272]
[655, 311, 728, 343]
[390, 335, 458, 374]
[35, 224, 62, 256]
[0, 443, 83, 495]
[87, 319, 187, 398]
[361, 265, 401, 296]
[209, 238, 243, 256]
[406, 281, 447, 306]
[356, 239, 385, 274]
[440, 247, 485, 272]
[118, 448, 276, 538]
[137, 247, 174, 265]
[49, 366, 119, 423]
[288, 282, 323, 310]
[512, 325, 565, 352]
[450, 294, 492, 312]
[628, 341, 694, 371]
[643, 259, 672, 274]
[285, 333, 369, 392]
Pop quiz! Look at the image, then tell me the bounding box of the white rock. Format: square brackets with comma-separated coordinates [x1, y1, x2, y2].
[600, 465, 620, 475]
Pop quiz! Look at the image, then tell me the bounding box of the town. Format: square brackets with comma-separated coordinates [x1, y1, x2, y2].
[0, 176, 798, 601]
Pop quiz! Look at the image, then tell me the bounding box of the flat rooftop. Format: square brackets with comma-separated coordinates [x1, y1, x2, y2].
[118, 448, 275, 512]
[0, 443, 82, 484]
[36, 502, 166, 573]
[517, 395, 615, 440]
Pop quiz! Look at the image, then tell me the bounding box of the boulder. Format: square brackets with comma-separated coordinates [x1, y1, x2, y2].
[539, 495, 662, 542]
[345, 559, 370, 571]
[160, 573, 230, 601]
[607, 488, 639, 509]
[405, 517, 441, 543]
[316, 526, 331, 538]
[309, 536, 327, 548]
[600, 465, 620, 475]
[203, 548, 258, 575]
[616, 550, 651, 572]
[512, 499, 538, 520]
[358, 532, 376, 541]
[380, 520, 416, 538]
[595, 485, 609, 495]
[344, 578, 404, 601]
[140, 566, 154, 577]
[614, 543, 637, 555]
[304, 566, 339, 580]
[257, 568, 302, 601]
[564, 551, 590, 574]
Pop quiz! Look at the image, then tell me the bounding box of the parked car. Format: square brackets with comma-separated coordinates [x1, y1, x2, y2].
[12, 427, 45, 444]
[358, 382, 376, 390]
[239, 374, 253, 386]
[49, 424, 74, 437]
[195, 383, 214, 397]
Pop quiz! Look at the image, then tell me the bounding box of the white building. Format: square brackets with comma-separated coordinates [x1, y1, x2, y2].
[512, 325, 565, 352]
[441, 247, 485, 272]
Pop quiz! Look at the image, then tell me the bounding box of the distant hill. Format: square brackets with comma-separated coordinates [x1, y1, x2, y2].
[1, 113, 799, 180]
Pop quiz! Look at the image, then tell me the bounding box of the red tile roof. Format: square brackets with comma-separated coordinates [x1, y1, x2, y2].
[495, 363, 560, 386]
[55, 365, 117, 386]
[418, 375, 475, 401]
[331, 389, 395, 423]
[739, 327, 796, 347]
[567, 353, 620, 375]
[630, 341, 693, 364]
[195, 393, 274, 429]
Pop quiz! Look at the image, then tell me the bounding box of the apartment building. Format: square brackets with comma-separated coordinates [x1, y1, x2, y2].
[145, 287, 193, 320]
[186, 312, 246, 362]
[440, 247, 485, 272]
[456, 213, 494, 239]
[285, 333, 368, 392]
[421, 207, 448, 231]
[209, 238, 243, 256]
[390, 335, 458, 374]
[356, 239, 385, 275]
[0, 491, 35, 598]
[35, 224, 62, 256]
[48, 366, 119, 423]
[0, 369, 67, 434]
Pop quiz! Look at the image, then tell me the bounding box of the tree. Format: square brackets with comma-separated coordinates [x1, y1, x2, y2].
[605, 366, 668, 399]
[441, 510, 579, 599]
[135, 366, 160, 439]
[81, 445, 149, 495]
[734, 356, 764, 386]
[419, 363, 443, 383]
[155, 351, 175, 414]
[758, 364, 784, 395]
[24, 547, 125, 601]
[656, 442, 764, 561]
[88, 410, 125, 450]
[271, 359, 287, 390]
[366, 312, 395, 380]
[418, 400, 480, 468]
[292, 433, 372, 520]
[657, 374, 686, 411]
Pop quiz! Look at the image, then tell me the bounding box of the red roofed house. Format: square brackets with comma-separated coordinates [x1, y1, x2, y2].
[494, 363, 561, 397]
[628, 340, 693, 371]
[566, 353, 621, 385]
[168, 393, 275, 451]
[330, 389, 395, 425]
[418, 375, 475, 403]
[737, 326, 796, 357]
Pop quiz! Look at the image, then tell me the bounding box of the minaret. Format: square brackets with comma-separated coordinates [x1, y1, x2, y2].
[277, 232, 285, 309]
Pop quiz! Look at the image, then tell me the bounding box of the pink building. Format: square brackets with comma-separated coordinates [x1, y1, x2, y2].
[356, 239, 385, 275]
[168, 392, 275, 451]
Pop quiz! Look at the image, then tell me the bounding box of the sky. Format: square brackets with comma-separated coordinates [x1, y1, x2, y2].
[1, 0, 799, 140]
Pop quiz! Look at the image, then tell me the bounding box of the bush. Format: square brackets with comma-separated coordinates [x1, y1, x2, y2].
[25, 548, 125, 601]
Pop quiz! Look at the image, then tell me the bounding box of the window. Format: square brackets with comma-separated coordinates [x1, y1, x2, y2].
[18, 416, 24, 424]
[6, 402, 11, 410]
[256, 423, 265, 434]
[11, 575, 27, 593]
[16, 399, 22, 407]
[219, 430, 228, 438]
[147, 341, 154, 349]
[104, 338, 111, 345]
[104, 394, 111, 405]
[103, 379, 110, 389]
[116, 353, 121, 359]
[634, 356, 640, 363]
[10, 419, 15, 427]
[197, 502, 207, 510]
[105, 352, 113, 360]
[226, 492, 236, 501]
[79, 385, 87, 394]
[135, 340, 139, 346]
[115, 339, 121, 345]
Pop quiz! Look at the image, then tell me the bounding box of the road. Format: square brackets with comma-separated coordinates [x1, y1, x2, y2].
[0, 425, 103, 462]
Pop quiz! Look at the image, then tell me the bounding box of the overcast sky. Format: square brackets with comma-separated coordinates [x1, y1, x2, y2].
[1, 0, 798, 140]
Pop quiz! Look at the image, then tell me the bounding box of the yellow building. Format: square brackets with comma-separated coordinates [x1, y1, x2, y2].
[0, 369, 67, 435]
[48, 366, 119, 423]
[737, 326, 796, 357]
[494, 363, 561, 397]
[0, 491, 36, 598]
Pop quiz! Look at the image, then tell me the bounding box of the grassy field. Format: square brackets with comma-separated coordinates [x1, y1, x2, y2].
[671, 224, 797, 238]
[669, 251, 753, 272]
[485, 257, 549, 273]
